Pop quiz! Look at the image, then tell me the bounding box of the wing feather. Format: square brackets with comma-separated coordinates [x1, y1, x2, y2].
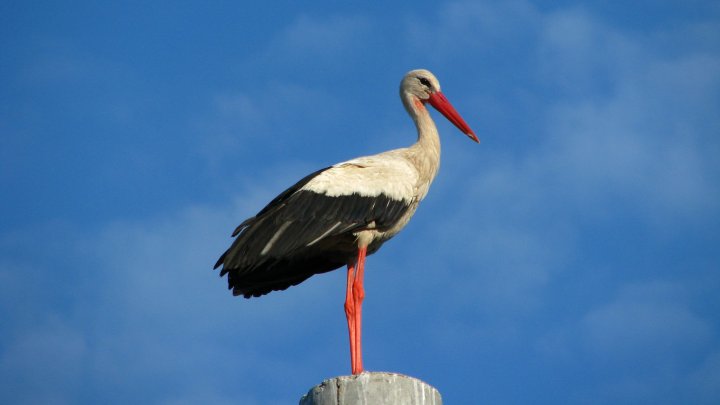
[215, 155, 418, 297]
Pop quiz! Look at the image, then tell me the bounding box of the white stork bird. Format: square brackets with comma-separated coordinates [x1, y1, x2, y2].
[215, 69, 478, 375]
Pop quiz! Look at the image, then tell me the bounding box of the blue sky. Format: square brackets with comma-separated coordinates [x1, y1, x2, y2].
[2, 1, 719, 403]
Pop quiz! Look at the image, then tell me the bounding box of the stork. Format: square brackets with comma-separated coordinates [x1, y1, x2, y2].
[214, 69, 478, 375]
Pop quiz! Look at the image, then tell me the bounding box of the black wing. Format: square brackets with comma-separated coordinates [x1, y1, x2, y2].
[214, 167, 412, 298]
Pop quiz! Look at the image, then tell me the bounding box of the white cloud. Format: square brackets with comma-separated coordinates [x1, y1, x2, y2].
[422, 0, 720, 281]
[195, 80, 355, 183]
[274, 14, 372, 57]
[249, 13, 373, 70]
[580, 281, 712, 361]
[404, 0, 540, 58]
[427, 158, 575, 314]
[687, 349, 720, 404]
[532, 278, 718, 403]
[0, 315, 86, 404]
[390, 9, 720, 402]
[200, 81, 344, 155]
[543, 65, 719, 225]
[400, 0, 719, 257]
[3, 2, 719, 403]
[0, 195, 352, 403]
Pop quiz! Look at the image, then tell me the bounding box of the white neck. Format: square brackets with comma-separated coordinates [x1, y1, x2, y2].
[401, 92, 442, 188]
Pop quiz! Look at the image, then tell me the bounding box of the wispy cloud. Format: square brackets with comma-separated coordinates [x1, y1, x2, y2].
[2, 1, 719, 403]
[0, 198, 350, 403]
[394, 3, 719, 402]
[404, 0, 541, 58]
[536, 279, 717, 403]
[0, 315, 86, 403]
[197, 82, 345, 172]
[248, 13, 373, 73]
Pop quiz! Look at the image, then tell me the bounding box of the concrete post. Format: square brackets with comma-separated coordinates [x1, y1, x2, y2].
[300, 372, 442, 405]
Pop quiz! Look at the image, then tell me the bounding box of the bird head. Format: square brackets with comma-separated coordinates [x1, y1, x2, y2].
[401, 69, 479, 143]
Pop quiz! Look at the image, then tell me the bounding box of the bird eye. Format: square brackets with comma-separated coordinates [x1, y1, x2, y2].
[418, 77, 431, 87]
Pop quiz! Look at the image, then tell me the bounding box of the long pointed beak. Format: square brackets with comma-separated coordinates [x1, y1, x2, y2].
[427, 92, 479, 143]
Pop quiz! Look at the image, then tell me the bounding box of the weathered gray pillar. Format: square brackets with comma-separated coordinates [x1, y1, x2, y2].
[300, 372, 442, 405]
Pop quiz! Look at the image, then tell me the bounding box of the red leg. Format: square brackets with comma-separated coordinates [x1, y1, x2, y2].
[345, 262, 357, 374]
[352, 246, 367, 374]
[344, 247, 368, 375]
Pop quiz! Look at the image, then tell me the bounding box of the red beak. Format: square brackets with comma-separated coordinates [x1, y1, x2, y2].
[427, 92, 479, 143]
